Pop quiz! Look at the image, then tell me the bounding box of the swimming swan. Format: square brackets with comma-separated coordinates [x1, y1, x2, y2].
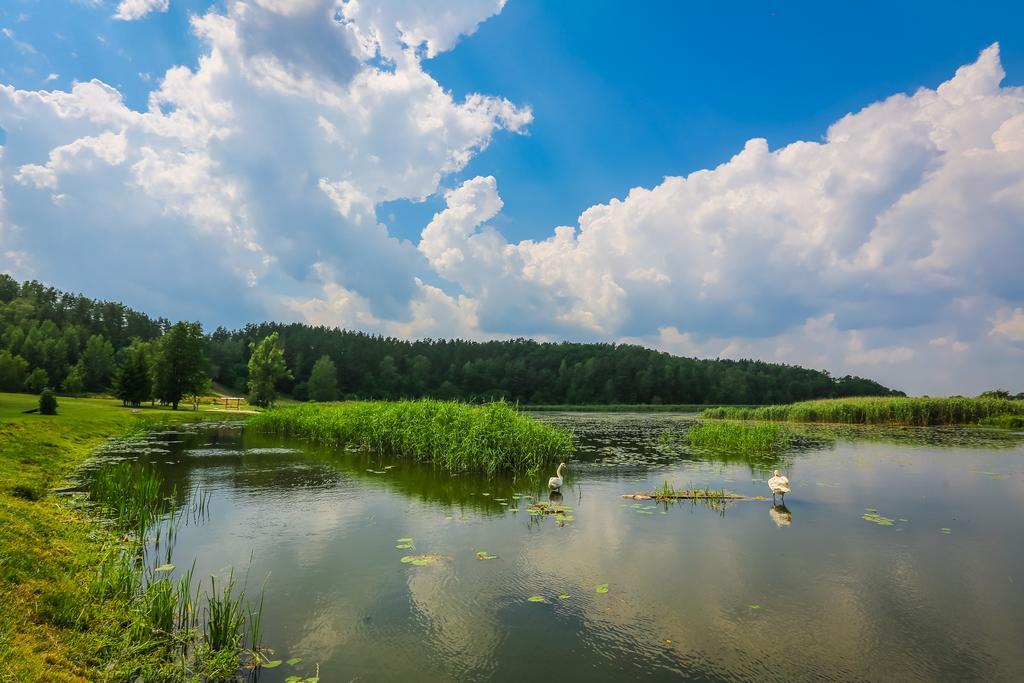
[768, 469, 790, 501]
[548, 462, 567, 490]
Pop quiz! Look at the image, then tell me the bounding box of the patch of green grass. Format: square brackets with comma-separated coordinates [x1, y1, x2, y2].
[251, 400, 573, 475]
[688, 421, 790, 453]
[701, 397, 1024, 426]
[0, 391, 247, 682]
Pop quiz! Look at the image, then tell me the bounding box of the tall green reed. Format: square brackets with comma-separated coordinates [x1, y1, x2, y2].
[251, 399, 574, 475]
[701, 396, 1024, 426]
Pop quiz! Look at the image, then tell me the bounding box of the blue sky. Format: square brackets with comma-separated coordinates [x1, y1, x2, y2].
[2, 1, 1023, 393]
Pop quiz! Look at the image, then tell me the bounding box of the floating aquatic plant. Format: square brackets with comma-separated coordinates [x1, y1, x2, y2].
[862, 512, 895, 526]
[400, 554, 443, 566]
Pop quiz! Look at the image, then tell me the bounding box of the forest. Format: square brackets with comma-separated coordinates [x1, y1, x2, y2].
[0, 274, 903, 405]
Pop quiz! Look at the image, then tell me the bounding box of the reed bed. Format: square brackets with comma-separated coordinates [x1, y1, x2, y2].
[250, 400, 574, 475]
[89, 462, 171, 539]
[688, 421, 790, 453]
[87, 462, 266, 677]
[700, 397, 1024, 426]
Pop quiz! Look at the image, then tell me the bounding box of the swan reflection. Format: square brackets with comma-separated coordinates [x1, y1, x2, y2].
[769, 503, 792, 527]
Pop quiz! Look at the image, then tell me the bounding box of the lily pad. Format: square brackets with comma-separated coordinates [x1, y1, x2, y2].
[527, 595, 548, 603]
[396, 537, 414, 543]
[862, 512, 895, 526]
[262, 660, 283, 668]
[286, 657, 302, 665]
[940, 528, 952, 534]
[476, 551, 498, 560]
[558, 593, 571, 600]
[395, 543, 415, 549]
[402, 553, 444, 567]
[154, 564, 175, 572]
[749, 604, 761, 610]
[595, 584, 609, 594]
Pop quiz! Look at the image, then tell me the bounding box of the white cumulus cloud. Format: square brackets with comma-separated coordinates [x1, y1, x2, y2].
[1, 0, 527, 327]
[407, 44, 1024, 392]
[114, 0, 170, 21]
[1, 7, 1022, 395]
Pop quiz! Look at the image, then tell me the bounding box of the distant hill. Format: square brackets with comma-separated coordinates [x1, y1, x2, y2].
[0, 274, 903, 404]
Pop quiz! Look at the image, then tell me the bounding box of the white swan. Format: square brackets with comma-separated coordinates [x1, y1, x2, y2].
[548, 462, 567, 490]
[768, 469, 790, 501]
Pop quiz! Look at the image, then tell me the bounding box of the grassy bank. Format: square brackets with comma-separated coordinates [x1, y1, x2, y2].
[525, 403, 760, 413]
[0, 393, 245, 682]
[250, 400, 573, 475]
[700, 396, 1024, 426]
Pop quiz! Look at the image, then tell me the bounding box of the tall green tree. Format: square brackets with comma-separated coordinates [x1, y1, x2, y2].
[114, 342, 153, 407]
[23, 368, 49, 394]
[307, 355, 338, 402]
[155, 322, 208, 410]
[0, 351, 28, 391]
[81, 334, 116, 391]
[247, 332, 291, 408]
[62, 362, 85, 395]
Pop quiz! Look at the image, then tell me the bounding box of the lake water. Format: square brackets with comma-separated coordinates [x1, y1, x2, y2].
[93, 413, 1024, 681]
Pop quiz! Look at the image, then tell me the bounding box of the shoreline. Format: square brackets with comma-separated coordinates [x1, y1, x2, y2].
[0, 392, 249, 682]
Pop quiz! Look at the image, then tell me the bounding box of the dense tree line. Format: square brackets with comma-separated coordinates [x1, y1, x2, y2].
[208, 323, 903, 404]
[0, 276, 207, 409]
[0, 274, 905, 406]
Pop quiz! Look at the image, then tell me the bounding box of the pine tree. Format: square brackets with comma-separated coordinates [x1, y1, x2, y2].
[114, 344, 153, 407]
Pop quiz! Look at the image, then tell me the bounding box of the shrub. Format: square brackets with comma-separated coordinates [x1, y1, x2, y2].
[39, 388, 58, 415]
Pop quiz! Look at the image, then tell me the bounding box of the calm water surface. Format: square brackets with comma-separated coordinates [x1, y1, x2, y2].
[94, 413, 1024, 682]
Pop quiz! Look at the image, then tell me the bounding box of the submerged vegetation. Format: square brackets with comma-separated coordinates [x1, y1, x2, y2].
[250, 400, 573, 475]
[701, 396, 1024, 426]
[688, 421, 791, 453]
